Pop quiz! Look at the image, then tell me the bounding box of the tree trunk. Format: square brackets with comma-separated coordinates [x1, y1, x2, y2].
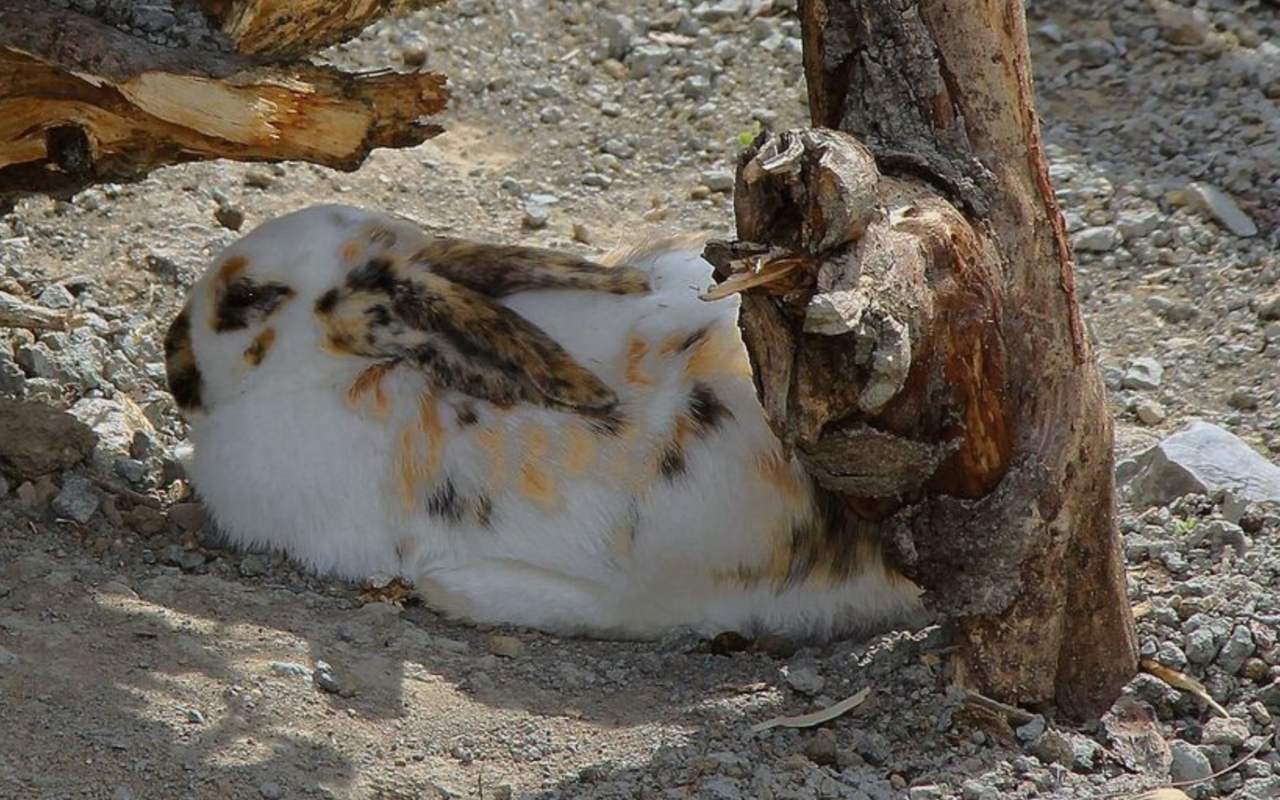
[712, 0, 1137, 719]
[0, 0, 449, 207]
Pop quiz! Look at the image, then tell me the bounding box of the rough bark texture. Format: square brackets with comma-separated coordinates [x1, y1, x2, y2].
[0, 0, 449, 206]
[197, 0, 446, 58]
[715, 0, 1137, 719]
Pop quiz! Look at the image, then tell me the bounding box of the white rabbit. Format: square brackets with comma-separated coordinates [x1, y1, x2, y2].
[165, 204, 923, 640]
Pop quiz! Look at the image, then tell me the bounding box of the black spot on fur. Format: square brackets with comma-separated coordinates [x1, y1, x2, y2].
[689, 383, 733, 436]
[163, 307, 203, 411]
[315, 289, 339, 315]
[475, 495, 494, 527]
[347, 257, 399, 294]
[679, 326, 711, 353]
[167, 364, 204, 412]
[214, 278, 294, 332]
[658, 439, 687, 480]
[365, 304, 393, 327]
[425, 480, 464, 523]
[589, 408, 626, 437]
[455, 402, 479, 427]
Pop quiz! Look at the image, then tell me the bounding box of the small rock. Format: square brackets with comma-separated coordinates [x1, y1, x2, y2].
[682, 75, 712, 100]
[1135, 399, 1167, 426]
[258, 781, 284, 800]
[701, 170, 734, 193]
[51, 475, 99, 523]
[0, 645, 18, 666]
[538, 105, 565, 124]
[1201, 717, 1250, 748]
[1229, 389, 1260, 411]
[312, 660, 341, 694]
[693, 0, 747, 22]
[1015, 714, 1047, 743]
[0, 398, 97, 480]
[571, 224, 592, 245]
[401, 45, 428, 67]
[581, 173, 613, 189]
[1071, 225, 1123, 252]
[803, 728, 838, 766]
[238, 554, 269, 577]
[487, 635, 526, 658]
[627, 44, 672, 78]
[37, 284, 75, 310]
[783, 663, 824, 695]
[1151, 0, 1211, 46]
[1123, 421, 1280, 507]
[113, 458, 147, 485]
[244, 169, 275, 189]
[165, 503, 204, 533]
[1184, 628, 1220, 665]
[1218, 625, 1257, 675]
[160, 546, 205, 572]
[522, 204, 550, 230]
[269, 661, 311, 678]
[1186, 182, 1257, 238]
[1123, 357, 1164, 390]
[214, 206, 245, 231]
[1169, 740, 1213, 783]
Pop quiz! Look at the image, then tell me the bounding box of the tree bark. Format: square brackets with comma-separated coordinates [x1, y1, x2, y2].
[0, 0, 449, 206]
[197, 0, 445, 58]
[713, 0, 1137, 719]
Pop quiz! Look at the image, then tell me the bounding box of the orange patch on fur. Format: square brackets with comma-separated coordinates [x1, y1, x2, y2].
[418, 393, 444, 481]
[624, 335, 654, 386]
[397, 426, 418, 511]
[563, 426, 597, 476]
[658, 332, 687, 356]
[519, 462, 557, 507]
[755, 451, 807, 506]
[340, 238, 362, 264]
[477, 427, 509, 489]
[242, 326, 276, 366]
[346, 362, 396, 416]
[684, 327, 725, 378]
[216, 255, 248, 286]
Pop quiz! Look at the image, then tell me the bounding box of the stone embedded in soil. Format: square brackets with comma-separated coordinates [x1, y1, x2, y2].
[51, 475, 99, 524]
[1186, 181, 1258, 238]
[1071, 225, 1122, 252]
[1169, 740, 1214, 783]
[1122, 421, 1280, 507]
[1123, 357, 1164, 390]
[0, 398, 97, 481]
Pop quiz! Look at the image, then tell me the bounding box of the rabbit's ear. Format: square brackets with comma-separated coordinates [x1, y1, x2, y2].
[409, 238, 651, 298]
[317, 265, 617, 413]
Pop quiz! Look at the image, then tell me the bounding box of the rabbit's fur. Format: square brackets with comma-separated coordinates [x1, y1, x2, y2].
[166, 205, 923, 640]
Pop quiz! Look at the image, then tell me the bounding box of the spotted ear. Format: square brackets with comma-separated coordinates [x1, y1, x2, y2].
[408, 237, 651, 298]
[316, 265, 618, 413]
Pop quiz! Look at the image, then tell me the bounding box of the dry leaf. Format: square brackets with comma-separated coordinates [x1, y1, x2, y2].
[1140, 659, 1230, 718]
[358, 576, 415, 606]
[752, 687, 870, 734]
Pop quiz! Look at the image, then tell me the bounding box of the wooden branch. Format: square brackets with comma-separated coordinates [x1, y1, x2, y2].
[0, 1, 449, 205]
[723, 0, 1137, 720]
[197, 0, 447, 58]
[0, 292, 69, 332]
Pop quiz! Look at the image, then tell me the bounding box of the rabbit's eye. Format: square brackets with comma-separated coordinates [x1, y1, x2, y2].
[213, 278, 295, 332]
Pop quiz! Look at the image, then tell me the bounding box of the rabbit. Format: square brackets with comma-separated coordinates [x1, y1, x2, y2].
[164, 204, 923, 641]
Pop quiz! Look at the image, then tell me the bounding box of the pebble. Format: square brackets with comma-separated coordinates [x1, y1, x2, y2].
[1186, 182, 1257, 238]
[701, 169, 734, 193]
[258, 781, 284, 800]
[1169, 740, 1214, 783]
[486, 635, 526, 658]
[1135, 399, 1167, 426]
[1201, 717, 1250, 748]
[1071, 225, 1122, 252]
[783, 662, 825, 695]
[312, 660, 341, 694]
[239, 554, 269, 577]
[0, 644, 18, 666]
[1122, 357, 1163, 391]
[160, 546, 205, 572]
[522, 204, 550, 229]
[1218, 625, 1257, 675]
[51, 475, 99, 524]
[269, 661, 311, 678]
[168, 502, 206, 532]
[581, 173, 613, 189]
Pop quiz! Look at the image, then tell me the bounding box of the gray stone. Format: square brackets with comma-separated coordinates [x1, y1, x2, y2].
[36, 284, 75, 310]
[701, 169, 734, 193]
[51, 475, 99, 523]
[581, 173, 613, 189]
[1117, 210, 1163, 240]
[113, 458, 147, 485]
[258, 781, 284, 800]
[627, 44, 671, 78]
[597, 12, 635, 60]
[783, 662, 824, 695]
[1186, 182, 1257, 237]
[522, 204, 550, 230]
[1201, 717, 1250, 748]
[161, 546, 205, 572]
[1123, 357, 1164, 390]
[0, 644, 18, 666]
[1184, 628, 1219, 665]
[1135, 399, 1167, 425]
[239, 554, 269, 577]
[68, 396, 155, 474]
[1015, 714, 1047, 743]
[1217, 625, 1256, 675]
[1169, 740, 1213, 783]
[693, 0, 747, 22]
[538, 105, 565, 124]
[168, 503, 206, 532]
[682, 75, 713, 100]
[1071, 225, 1122, 252]
[1123, 421, 1280, 508]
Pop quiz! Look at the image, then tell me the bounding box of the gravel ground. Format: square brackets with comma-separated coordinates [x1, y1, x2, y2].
[2, 0, 1280, 798]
